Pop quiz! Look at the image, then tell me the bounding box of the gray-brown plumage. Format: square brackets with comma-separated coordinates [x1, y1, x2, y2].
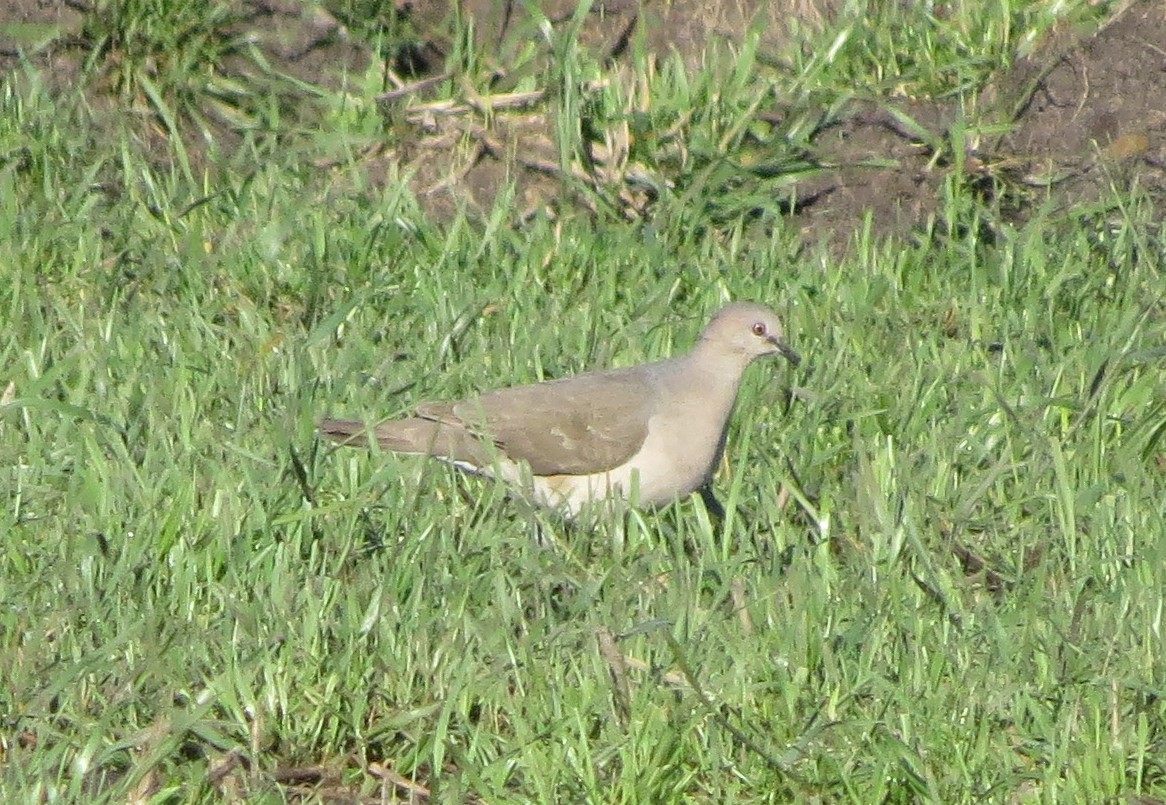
[320, 302, 800, 516]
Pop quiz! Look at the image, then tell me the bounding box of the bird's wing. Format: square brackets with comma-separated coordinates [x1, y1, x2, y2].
[415, 369, 654, 476]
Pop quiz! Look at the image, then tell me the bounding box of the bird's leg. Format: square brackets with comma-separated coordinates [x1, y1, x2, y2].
[532, 515, 560, 550]
[698, 485, 727, 522]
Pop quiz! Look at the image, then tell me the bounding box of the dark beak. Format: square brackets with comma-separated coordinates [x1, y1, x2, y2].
[772, 337, 801, 367]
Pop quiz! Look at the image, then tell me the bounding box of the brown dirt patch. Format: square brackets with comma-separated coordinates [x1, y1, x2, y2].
[362, 0, 1166, 247]
[754, 0, 1166, 248]
[989, 1, 1166, 215]
[790, 99, 956, 248]
[0, 0, 85, 82]
[0, 0, 370, 89]
[403, 0, 839, 71]
[2, 1, 1163, 254]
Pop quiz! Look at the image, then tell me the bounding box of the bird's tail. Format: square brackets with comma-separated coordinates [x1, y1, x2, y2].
[318, 418, 376, 447]
[319, 417, 470, 460]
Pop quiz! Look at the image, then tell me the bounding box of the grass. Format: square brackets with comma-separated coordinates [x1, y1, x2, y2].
[2, 0, 1165, 802]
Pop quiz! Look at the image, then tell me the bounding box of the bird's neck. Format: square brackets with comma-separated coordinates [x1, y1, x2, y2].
[689, 339, 754, 383]
[680, 341, 752, 411]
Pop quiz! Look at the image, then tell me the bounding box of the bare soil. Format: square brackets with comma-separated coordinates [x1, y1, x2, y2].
[991, 2, 1166, 216]
[4, 1, 1163, 251]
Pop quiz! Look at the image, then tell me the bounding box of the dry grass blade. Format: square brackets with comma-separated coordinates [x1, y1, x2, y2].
[596, 626, 632, 727]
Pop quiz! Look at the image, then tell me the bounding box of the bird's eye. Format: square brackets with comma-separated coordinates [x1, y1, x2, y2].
[751, 322, 767, 337]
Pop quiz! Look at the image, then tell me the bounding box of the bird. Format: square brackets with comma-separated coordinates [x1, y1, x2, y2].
[320, 302, 800, 518]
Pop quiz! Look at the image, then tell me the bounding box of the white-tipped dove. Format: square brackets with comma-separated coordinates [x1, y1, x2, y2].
[321, 302, 800, 517]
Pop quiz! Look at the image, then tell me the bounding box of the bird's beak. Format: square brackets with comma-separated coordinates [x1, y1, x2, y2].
[772, 337, 801, 367]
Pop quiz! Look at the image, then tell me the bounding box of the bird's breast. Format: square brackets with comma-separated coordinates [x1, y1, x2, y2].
[529, 409, 725, 514]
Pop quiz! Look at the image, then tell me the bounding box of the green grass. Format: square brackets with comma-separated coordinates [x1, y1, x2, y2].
[3, 0, 1165, 802]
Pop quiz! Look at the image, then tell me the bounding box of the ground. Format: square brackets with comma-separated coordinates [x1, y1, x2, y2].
[2, 0, 1162, 251]
[2, 2, 1165, 801]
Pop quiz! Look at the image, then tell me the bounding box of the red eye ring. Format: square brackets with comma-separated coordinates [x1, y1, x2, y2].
[751, 322, 767, 336]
